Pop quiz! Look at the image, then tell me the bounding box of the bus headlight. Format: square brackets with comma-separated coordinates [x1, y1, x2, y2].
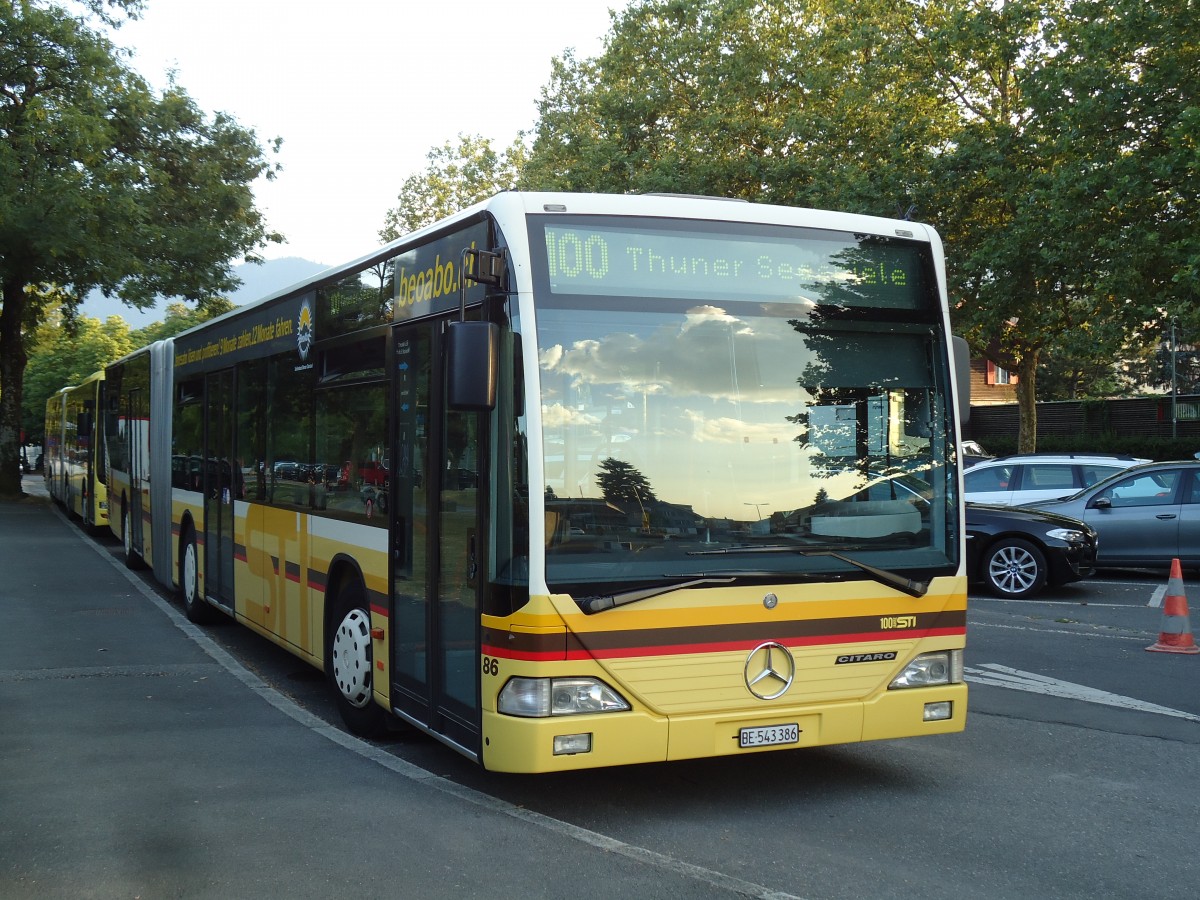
[498, 677, 631, 717]
[889, 650, 963, 689]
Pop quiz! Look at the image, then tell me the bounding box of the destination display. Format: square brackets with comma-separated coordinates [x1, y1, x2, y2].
[536, 220, 930, 309]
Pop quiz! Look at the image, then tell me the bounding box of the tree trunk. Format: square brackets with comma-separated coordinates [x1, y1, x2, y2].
[1016, 350, 1039, 453]
[0, 278, 30, 500]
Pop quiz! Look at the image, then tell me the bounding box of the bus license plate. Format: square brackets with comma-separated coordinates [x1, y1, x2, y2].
[739, 723, 800, 748]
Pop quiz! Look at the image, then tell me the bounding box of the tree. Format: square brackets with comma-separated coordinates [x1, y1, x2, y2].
[521, 0, 950, 213]
[595, 457, 656, 507]
[522, 0, 1200, 451]
[0, 0, 280, 498]
[908, 0, 1200, 449]
[380, 134, 527, 241]
[132, 297, 237, 344]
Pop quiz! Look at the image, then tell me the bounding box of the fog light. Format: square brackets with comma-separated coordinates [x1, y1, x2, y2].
[924, 701, 953, 721]
[553, 733, 592, 755]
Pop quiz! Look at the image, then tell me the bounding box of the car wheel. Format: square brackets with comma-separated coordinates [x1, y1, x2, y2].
[984, 538, 1047, 598]
[329, 580, 389, 737]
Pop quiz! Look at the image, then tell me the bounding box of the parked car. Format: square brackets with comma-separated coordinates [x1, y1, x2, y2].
[1021, 460, 1200, 570]
[359, 459, 390, 487]
[966, 502, 1098, 598]
[963, 453, 1149, 506]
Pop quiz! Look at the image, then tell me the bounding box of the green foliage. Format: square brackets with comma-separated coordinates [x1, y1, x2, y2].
[0, 0, 280, 496]
[917, 0, 1200, 445]
[133, 298, 237, 344]
[513, 0, 1200, 455]
[520, 0, 950, 211]
[380, 134, 526, 241]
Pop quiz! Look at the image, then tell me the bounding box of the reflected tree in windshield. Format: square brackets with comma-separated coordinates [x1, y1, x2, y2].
[596, 457, 657, 505]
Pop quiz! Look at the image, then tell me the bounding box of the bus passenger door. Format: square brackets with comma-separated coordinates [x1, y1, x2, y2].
[203, 370, 236, 611]
[124, 386, 145, 555]
[390, 322, 483, 755]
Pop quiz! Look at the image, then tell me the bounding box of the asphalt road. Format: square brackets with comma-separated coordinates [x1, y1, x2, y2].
[4, 475, 1197, 899]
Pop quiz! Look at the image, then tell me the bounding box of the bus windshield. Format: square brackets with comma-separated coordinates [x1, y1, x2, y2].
[529, 216, 959, 594]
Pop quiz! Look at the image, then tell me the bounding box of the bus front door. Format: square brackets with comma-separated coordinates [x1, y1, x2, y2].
[203, 369, 236, 611]
[390, 322, 483, 756]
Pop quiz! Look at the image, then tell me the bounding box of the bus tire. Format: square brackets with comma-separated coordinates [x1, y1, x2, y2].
[180, 525, 217, 624]
[329, 580, 388, 738]
[122, 505, 144, 570]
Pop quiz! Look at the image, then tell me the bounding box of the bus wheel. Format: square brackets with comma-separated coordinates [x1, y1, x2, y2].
[329, 582, 388, 737]
[180, 526, 217, 624]
[122, 506, 142, 571]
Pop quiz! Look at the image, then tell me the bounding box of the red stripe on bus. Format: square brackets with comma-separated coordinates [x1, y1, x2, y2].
[483, 625, 965, 662]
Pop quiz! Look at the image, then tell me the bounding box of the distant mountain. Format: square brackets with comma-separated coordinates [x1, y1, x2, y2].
[226, 257, 331, 305]
[79, 256, 330, 327]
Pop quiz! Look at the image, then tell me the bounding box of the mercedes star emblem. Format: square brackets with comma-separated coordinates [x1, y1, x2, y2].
[744, 641, 795, 700]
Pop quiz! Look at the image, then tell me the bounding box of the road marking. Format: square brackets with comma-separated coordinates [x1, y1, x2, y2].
[965, 663, 1200, 722]
[972, 596, 1149, 609]
[65, 508, 803, 900]
[1149, 584, 1166, 608]
[969, 620, 1148, 642]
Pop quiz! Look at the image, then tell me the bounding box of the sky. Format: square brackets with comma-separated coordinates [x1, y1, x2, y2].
[109, 0, 628, 267]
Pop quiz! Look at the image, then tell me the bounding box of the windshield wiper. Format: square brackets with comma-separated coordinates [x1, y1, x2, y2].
[799, 550, 930, 598]
[576, 577, 736, 614]
[686, 545, 929, 598]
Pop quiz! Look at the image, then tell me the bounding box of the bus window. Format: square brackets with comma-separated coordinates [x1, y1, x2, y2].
[315, 381, 387, 524]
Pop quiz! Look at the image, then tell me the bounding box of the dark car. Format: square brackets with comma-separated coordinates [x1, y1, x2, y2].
[966, 502, 1098, 598]
[1021, 460, 1200, 570]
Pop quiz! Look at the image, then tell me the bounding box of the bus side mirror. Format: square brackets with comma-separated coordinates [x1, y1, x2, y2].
[446, 320, 499, 411]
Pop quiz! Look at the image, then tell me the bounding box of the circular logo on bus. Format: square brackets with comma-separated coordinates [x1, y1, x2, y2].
[297, 298, 313, 361]
[744, 641, 795, 700]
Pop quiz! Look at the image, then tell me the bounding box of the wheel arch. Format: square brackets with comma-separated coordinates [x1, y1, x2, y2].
[970, 530, 1045, 580]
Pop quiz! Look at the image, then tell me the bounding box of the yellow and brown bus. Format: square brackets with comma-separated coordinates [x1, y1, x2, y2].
[45, 371, 108, 531]
[97, 193, 968, 772]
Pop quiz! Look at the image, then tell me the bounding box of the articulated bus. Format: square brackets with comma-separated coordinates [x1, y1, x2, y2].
[45, 371, 108, 530]
[99, 192, 967, 773]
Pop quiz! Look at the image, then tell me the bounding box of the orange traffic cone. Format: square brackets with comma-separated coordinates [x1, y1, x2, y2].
[1146, 558, 1200, 654]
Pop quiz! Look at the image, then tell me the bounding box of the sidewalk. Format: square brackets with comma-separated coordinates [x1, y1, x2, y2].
[0, 476, 731, 899]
